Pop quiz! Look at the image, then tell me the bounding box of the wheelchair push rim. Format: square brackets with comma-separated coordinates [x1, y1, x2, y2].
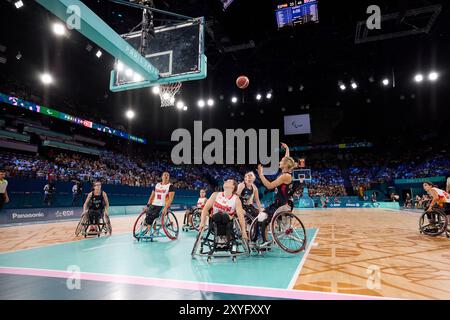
[75, 214, 88, 237]
[232, 219, 251, 256]
[132, 210, 149, 240]
[103, 214, 112, 236]
[419, 210, 448, 237]
[192, 209, 202, 231]
[271, 211, 307, 254]
[161, 211, 179, 240]
[249, 217, 271, 248]
[191, 231, 203, 258]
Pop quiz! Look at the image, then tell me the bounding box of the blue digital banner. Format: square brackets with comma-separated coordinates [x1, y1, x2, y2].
[0, 93, 147, 144]
[289, 142, 373, 152]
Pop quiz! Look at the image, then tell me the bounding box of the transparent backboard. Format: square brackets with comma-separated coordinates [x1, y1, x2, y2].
[293, 169, 312, 182]
[110, 17, 207, 92]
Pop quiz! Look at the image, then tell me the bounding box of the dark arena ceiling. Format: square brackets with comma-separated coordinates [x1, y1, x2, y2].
[1, 0, 449, 144]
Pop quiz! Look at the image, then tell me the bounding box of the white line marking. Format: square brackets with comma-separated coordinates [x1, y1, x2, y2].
[287, 228, 319, 290]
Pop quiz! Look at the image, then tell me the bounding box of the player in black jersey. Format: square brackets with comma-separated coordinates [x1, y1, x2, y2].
[82, 181, 109, 232]
[236, 171, 262, 219]
[256, 143, 300, 243]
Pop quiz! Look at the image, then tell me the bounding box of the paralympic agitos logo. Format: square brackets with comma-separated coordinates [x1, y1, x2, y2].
[171, 121, 280, 175]
[291, 121, 304, 129]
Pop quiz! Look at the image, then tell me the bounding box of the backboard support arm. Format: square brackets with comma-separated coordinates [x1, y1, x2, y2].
[35, 0, 160, 81]
[106, 0, 193, 20]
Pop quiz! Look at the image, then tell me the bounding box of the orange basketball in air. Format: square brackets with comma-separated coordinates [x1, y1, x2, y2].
[236, 75, 250, 89]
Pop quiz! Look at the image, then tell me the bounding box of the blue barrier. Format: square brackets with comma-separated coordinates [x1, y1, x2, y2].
[0, 204, 190, 226]
[3, 177, 203, 209]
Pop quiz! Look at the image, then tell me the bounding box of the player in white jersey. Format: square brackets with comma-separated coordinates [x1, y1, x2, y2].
[145, 172, 176, 227]
[198, 179, 248, 240]
[423, 182, 450, 214]
[183, 189, 207, 230]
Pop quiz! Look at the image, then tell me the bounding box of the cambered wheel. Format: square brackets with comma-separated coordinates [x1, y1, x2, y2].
[249, 217, 269, 246]
[75, 214, 88, 237]
[162, 210, 179, 240]
[192, 209, 202, 231]
[232, 219, 250, 256]
[271, 211, 307, 254]
[419, 210, 448, 237]
[103, 214, 112, 236]
[133, 210, 148, 240]
[191, 231, 203, 258]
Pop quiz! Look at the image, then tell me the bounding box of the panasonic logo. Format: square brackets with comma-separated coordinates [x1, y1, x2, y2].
[12, 212, 45, 219]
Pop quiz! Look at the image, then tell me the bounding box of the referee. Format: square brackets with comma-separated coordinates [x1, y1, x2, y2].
[0, 169, 9, 210]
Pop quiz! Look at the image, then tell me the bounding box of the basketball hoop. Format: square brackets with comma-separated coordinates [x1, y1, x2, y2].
[158, 82, 182, 107]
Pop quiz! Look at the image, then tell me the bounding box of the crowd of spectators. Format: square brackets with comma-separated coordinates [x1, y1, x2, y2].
[1, 146, 449, 197]
[307, 167, 347, 196]
[0, 151, 211, 190]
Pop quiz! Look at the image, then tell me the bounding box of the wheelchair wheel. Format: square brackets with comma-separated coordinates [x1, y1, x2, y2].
[419, 209, 448, 237]
[271, 211, 307, 254]
[192, 209, 202, 231]
[161, 210, 179, 240]
[75, 214, 88, 237]
[191, 231, 202, 258]
[132, 210, 148, 240]
[103, 214, 112, 236]
[249, 217, 270, 246]
[232, 219, 251, 256]
[244, 212, 255, 232]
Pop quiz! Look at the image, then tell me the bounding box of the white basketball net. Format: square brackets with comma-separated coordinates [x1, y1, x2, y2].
[159, 82, 182, 107]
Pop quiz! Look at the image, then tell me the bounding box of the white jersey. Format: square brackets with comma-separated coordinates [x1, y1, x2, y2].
[196, 197, 207, 209]
[212, 192, 237, 216]
[152, 183, 173, 207]
[432, 187, 450, 204]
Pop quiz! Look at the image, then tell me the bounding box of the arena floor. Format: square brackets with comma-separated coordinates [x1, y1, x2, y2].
[1, 208, 449, 300]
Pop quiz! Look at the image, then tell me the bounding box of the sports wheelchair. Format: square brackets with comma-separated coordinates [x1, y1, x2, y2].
[133, 208, 179, 241]
[75, 211, 112, 238]
[419, 203, 450, 238]
[191, 214, 250, 263]
[182, 207, 202, 232]
[249, 206, 307, 254]
[242, 204, 259, 231]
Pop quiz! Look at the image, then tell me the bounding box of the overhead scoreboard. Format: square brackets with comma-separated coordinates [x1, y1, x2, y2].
[275, 0, 319, 29]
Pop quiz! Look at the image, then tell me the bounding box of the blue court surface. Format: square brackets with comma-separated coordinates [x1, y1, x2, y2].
[0, 227, 318, 300]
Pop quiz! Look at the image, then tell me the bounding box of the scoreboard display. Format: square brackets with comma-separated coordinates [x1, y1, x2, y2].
[275, 0, 319, 29]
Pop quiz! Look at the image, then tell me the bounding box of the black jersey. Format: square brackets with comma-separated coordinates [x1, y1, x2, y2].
[273, 173, 294, 206]
[240, 184, 254, 205]
[89, 191, 104, 211]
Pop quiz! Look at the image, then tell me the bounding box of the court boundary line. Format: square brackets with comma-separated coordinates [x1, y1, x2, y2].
[287, 228, 318, 289]
[0, 266, 396, 300]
